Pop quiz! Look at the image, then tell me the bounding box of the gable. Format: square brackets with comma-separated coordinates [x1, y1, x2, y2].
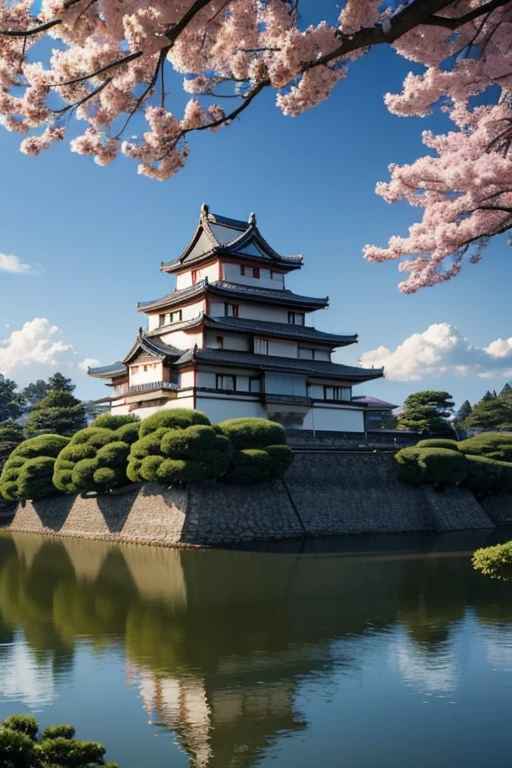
[236, 241, 271, 259]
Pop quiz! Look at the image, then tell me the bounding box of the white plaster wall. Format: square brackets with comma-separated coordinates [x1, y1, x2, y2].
[177, 262, 220, 289]
[160, 329, 202, 350]
[195, 397, 266, 423]
[265, 373, 307, 396]
[222, 262, 285, 290]
[196, 370, 251, 391]
[147, 300, 205, 331]
[131, 396, 195, 420]
[302, 406, 364, 432]
[267, 339, 297, 358]
[180, 370, 195, 388]
[129, 361, 163, 385]
[204, 331, 250, 351]
[208, 301, 299, 324]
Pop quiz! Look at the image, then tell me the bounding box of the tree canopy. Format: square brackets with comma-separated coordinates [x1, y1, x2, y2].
[462, 395, 512, 431]
[398, 390, 455, 436]
[0, 0, 510, 292]
[0, 374, 24, 422]
[24, 389, 87, 438]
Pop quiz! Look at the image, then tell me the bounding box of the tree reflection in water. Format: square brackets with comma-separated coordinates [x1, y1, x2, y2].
[0, 531, 511, 767]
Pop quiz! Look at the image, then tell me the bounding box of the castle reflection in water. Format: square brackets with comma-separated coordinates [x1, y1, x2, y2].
[0, 531, 511, 767]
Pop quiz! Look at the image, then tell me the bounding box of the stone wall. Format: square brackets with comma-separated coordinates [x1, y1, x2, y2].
[286, 429, 419, 449]
[4, 451, 509, 547]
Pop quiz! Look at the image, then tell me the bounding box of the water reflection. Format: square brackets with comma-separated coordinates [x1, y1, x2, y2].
[0, 532, 512, 766]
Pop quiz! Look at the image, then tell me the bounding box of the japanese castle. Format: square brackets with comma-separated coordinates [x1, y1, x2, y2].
[89, 205, 383, 432]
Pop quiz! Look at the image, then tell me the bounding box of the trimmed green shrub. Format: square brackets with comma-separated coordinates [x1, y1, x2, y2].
[416, 439, 459, 450]
[216, 418, 293, 483]
[41, 724, 75, 741]
[459, 433, 512, 462]
[495, 461, 512, 492]
[473, 541, 512, 581]
[139, 408, 210, 437]
[128, 423, 232, 485]
[0, 714, 116, 768]
[0, 434, 69, 501]
[461, 455, 503, 492]
[395, 447, 469, 487]
[2, 714, 38, 739]
[90, 413, 139, 430]
[53, 423, 137, 494]
[216, 417, 286, 449]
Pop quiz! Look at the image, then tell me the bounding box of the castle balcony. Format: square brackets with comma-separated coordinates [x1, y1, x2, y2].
[123, 381, 180, 406]
[262, 393, 313, 406]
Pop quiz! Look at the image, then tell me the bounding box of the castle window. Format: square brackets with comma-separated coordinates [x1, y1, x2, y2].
[158, 314, 166, 327]
[224, 303, 238, 318]
[169, 310, 182, 323]
[254, 338, 268, 355]
[288, 311, 305, 325]
[216, 374, 236, 391]
[253, 267, 260, 279]
[240, 266, 246, 276]
[216, 336, 224, 349]
[298, 347, 314, 360]
[191, 269, 199, 284]
[249, 377, 261, 393]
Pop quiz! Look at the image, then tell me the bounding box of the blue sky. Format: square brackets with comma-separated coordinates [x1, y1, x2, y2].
[0, 9, 511, 411]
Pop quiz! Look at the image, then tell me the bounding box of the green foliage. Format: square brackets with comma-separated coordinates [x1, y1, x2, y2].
[21, 379, 51, 409]
[41, 724, 76, 740]
[0, 373, 24, 422]
[455, 399, 472, 423]
[499, 383, 512, 405]
[398, 391, 455, 436]
[0, 420, 24, 476]
[473, 542, 512, 581]
[216, 418, 292, 483]
[139, 408, 210, 436]
[91, 413, 139, 429]
[53, 425, 135, 494]
[114, 421, 140, 445]
[128, 423, 232, 485]
[416, 439, 459, 450]
[461, 455, 503, 491]
[0, 714, 116, 768]
[216, 417, 286, 449]
[461, 398, 512, 431]
[0, 434, 70, 501]
[458, 433, 512, 462]
[395, 447, 468, 486]
[24, 388, 87, 438]
[2, 714, 38, 739]
[47, 372, 75, 393]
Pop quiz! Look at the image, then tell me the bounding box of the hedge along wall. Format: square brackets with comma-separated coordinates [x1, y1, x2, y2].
[215, 418, 294, 483]
[396, 432, 512, 494]
[52, 415, 140, 495]
[0, 434, 70, 501]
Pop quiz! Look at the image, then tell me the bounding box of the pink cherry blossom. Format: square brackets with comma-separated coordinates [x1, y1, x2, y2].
[0, 1, 510, 289]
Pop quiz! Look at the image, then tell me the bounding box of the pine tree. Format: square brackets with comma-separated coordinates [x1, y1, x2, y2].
[22, 379, 52, 409]
[24, 390, 86, 438]
[499, 383, 512, 405]
[0, 374, 24, 422]
[398, 391, 455, 436]
[48, 372, 75, 393]
[482, 390, 497, 401]
[463, 397, 512, 431]
[455, 400, 472, 424]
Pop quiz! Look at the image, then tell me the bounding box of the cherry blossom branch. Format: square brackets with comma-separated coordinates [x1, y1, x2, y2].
[424, 0, 509, 29]
[55, 50, 144, 87]
[0, 0, 84, 36]
[52, 76, 112, 115]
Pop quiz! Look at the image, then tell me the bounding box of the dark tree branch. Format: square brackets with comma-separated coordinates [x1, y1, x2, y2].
[424, 0, 509, 29]
[55, 50, 143, 86]
[52, 76, 112, 115]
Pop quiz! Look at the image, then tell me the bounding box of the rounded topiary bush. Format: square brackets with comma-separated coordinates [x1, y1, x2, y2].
[128, 422, 232, 485]
[461, 454, 503, 492]
[416, 439, 459, 450]
[473, 541, 512, 581]
[0, 434, 70, 501]
[216, 418, 293, 483]
[459, 433, 512, 462]
[139, 408, 210, 437]
[53, 423, 137, 495]
[395, 447, 469, 487]
[90, 413, 139, 430]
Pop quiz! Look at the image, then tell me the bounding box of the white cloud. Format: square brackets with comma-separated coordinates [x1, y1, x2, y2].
[0, 318, 77, 375]
[359, 322, 512, 382]
[78, 357, 100, 372]
[0, 253, 37, 275]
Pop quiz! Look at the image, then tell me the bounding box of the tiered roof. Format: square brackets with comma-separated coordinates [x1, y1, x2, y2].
[137, 279, 328, 314]
[161, 204, 303, 274]
[148, 314, 357, 347]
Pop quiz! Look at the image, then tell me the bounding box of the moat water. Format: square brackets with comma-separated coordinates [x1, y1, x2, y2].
[0, 530, 511, 767]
